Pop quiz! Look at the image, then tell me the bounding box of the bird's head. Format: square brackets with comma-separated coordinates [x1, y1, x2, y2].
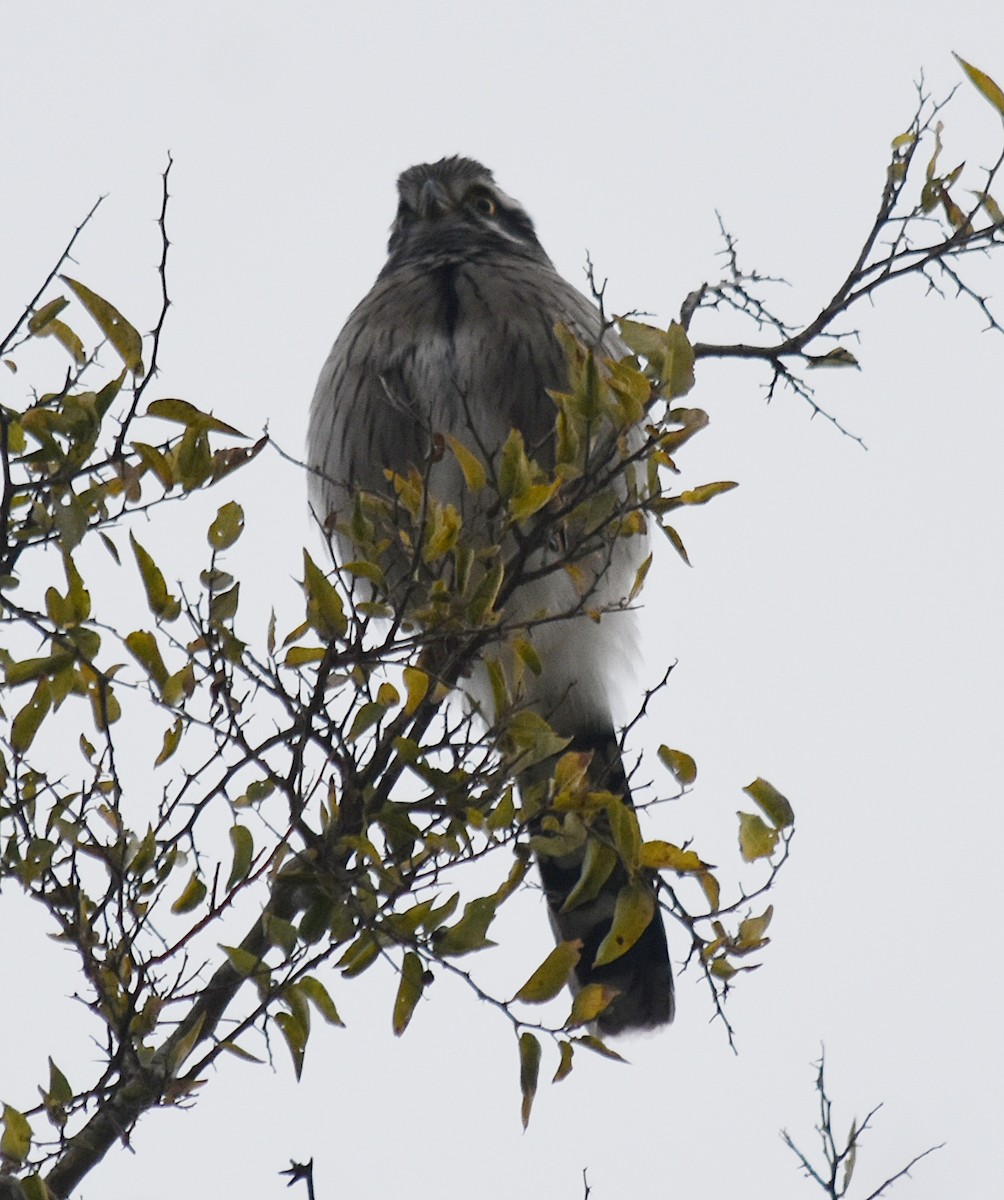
[385, 156, 551, 266]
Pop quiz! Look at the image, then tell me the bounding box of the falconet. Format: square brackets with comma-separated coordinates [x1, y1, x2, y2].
[307, 156, 673, 1033]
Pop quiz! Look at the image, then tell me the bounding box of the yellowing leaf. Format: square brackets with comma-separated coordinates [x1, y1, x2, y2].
[402, 666, 430, 716]
[594, 881, 655, 967]
[514, 940, 582, 1004]
[640, 840, 709, 873]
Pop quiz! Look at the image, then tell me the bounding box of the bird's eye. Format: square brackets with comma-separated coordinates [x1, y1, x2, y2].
[469, 191, 497, 217]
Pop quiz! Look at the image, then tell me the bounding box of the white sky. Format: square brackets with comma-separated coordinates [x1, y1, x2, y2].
[3, 3, 1003, 1198]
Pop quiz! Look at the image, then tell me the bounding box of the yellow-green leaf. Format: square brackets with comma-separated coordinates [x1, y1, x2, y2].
[446, 434, 487, 490]
[62, 275, 145, 375]
[436, 896, 498, 956]
[561, 839, 618, 911]
[12, 679, 52, 753]
[657, 745, 697, 786]
[518, 1032, 541, 1129]
[743, 777, 794, 829]
[736, 905, 773, 951]
[171, 872, 207, 914]
[553, 1039, 575, 1082]
[392, 950, 426, 1036]
[593, 881, 655, 967]
[514, 940, 581, 1004]
[663, 320, 696, 399]
[208, 501, 245, 550]
[737, 811, 779, 862]
[1, 1103, 32, 1163]
[275, 1011, 308, 1080]
[155, 717, 183, 766]
[130, 533, 181, 621]
[297, 975, 344, 1026]
[227, 825, 254, 890]
[303, 550, 347, 641]
[125, 629, 169, 689]
[565, 983, 619, 1029]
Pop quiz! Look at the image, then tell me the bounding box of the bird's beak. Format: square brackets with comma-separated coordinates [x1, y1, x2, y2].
[417, 177, 451, 219]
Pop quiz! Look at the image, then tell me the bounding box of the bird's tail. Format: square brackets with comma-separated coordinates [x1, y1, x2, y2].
[529, 729, 674, 1035]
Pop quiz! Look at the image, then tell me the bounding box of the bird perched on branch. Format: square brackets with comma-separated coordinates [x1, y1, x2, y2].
[307, 156, 673, 1033]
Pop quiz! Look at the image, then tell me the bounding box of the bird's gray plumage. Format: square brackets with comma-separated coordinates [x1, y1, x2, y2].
[307, 156, 673, 1033]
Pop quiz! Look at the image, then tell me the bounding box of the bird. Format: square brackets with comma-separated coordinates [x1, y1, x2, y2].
[306, 156, 673, 1034]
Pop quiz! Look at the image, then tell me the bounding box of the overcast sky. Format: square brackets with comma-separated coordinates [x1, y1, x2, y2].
[3, 4, 1003, 1198]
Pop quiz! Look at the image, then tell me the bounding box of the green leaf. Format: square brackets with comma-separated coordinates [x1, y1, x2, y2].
[954, 52, 1004, 116]
[514, 940, 582, 1004]
[392, 950, 426, 1036]
[593, 881, 655, 967]
[130, 533, 181, 621]
[657, 745, 697, 787]
[208, 501, 245, 550]
[62, 275, 145, 375]
[743, 778, 794, 829]
[227, 825, 254, 889]
[737, 811, 780, 862]
[518, 1032, 541, 1129]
